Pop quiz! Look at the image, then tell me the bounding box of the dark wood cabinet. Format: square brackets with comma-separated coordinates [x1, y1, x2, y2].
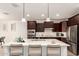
[27, 21, 36, 29]
[67, 14, 79, 26]
[53, 21, 67, 32]
[27, 20, 68, 32]
[61, 21, 67, 32]
[67, 18, 76, 26]
[36, 23, 44, 32]
[53, 23, 62, 32]
[44, 21, 53, 28]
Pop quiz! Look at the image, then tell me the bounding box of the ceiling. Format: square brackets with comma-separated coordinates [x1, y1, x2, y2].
[0, 3, 79, 21]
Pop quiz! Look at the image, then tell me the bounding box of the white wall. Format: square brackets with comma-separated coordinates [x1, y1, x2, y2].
[0, 20, 27, 43]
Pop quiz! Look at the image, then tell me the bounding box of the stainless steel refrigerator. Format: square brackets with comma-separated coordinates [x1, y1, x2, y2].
[67, 25, 79, 55]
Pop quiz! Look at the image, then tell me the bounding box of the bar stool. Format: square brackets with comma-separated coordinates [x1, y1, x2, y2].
[47, 45, 61, 56]
[28, 45, 42, 56]
[9, 44, 24, 56]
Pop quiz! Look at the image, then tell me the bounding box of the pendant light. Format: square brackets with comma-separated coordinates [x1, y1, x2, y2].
[46, 3, 50, 22]
[22, 3, 26, 22]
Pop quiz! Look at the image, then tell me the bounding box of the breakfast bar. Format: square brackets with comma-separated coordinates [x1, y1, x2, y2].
[3, 39, 69, 56]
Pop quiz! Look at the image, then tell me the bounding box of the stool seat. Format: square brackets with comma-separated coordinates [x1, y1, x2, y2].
[47, 45, 61, 56]
[9, 44, 24, 56]
[28, 45, 42, 56]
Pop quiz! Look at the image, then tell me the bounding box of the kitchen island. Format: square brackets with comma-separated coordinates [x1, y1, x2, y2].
[3, 39, 69, 56]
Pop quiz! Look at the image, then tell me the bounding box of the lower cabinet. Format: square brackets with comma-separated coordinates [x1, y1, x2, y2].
[47, 45, 61, 56]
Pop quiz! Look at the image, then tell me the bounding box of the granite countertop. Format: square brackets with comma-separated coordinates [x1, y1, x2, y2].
[3, 39, 70, 47]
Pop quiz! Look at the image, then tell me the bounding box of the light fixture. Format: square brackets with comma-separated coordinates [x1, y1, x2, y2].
[22, 18, 26, 22]
[46, 18, 50, 22]
[56, 13, 60, 17]
[41, 14, 45, 17]
[21, 3, 26, 22]
[26, 14, 30, 17]
[46, 3, 50, 22]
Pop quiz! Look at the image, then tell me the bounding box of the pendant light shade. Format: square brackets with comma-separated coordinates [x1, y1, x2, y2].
[21, 3, 26, 22]
[46, 17, 50, 22]
[22, 18, 26, 22]
[46, 3, 50, 22]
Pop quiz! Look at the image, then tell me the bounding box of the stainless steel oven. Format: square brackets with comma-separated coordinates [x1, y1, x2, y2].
[27, 30, 36, 38]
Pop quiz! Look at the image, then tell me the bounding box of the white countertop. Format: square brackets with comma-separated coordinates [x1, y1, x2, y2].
[36, 32, 67, 38]
[3, 39, 70, 47]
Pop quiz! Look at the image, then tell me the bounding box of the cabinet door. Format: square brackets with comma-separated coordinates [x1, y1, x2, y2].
[53, 23, 61, 32]
[36, 23, 44, 32]
[61, 21, 67, 32]
[68, 15, 79, 26]
[68, 18, 77, 26]
[74, 15, 79, 24]
[44, 22, 53, 28]
[27, 21, 36, 29]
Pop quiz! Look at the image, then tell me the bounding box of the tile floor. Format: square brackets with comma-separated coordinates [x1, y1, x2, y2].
[0, 46, 75, 56]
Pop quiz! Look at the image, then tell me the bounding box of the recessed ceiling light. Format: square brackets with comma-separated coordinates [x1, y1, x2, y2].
[56, 14, 60, 17]
[26, 14, 30, 17]
[41, 14, 45, 17]
[21, 18, 26, 22]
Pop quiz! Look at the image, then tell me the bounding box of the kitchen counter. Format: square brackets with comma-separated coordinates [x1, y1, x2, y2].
[36, 32, 67, 38]
[3, 39, 69, 46]
[3, 39, 70, 56]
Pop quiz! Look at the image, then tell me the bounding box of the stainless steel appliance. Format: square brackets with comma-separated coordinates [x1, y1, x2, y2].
[27, 30, 36, 38]
[67, 25, 79, 55]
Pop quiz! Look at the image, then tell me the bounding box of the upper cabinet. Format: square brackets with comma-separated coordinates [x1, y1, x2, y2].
[53, 23, 62, 32]
[27, 21, 68, 32]
[61, 21, 67, 32]
[44, 21, 53, 28]
[27, 21, 36, 29]
[67, 18, 77, 26]
[36, 23, 44, 32]
[67, 14, 79, 26]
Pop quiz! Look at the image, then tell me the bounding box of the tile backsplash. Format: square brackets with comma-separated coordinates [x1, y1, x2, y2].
[36, 32, 67, 38]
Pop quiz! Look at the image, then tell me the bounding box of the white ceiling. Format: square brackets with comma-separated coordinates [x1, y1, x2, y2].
[0, 3, 79, 21]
